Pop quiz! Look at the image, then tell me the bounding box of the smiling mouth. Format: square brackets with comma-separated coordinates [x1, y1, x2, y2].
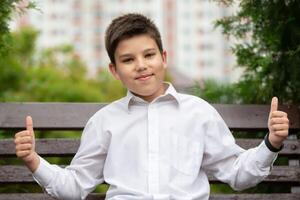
[135, 74, 154, 80]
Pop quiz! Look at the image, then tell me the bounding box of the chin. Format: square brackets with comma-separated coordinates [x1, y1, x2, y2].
[137, 91, 155, 97]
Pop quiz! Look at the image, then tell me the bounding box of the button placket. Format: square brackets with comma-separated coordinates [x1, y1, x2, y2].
[148, 104, 159, 193]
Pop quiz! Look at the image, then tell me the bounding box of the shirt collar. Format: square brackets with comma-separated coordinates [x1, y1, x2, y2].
[123, 82, 180, 111]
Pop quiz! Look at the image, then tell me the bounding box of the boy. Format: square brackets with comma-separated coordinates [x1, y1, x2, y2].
[14, 13, 289, 200]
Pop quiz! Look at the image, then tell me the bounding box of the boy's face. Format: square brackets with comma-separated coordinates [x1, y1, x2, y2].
[109, 34, 167, 102]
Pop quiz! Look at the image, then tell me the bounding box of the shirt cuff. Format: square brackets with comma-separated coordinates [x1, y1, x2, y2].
[264, 132, 283, 152]
[32, 156, 56, 187]
[255, 140, 278, 168]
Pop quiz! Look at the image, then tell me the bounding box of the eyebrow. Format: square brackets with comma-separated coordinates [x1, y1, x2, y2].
[143, 48, 156, 53]
[118, 54, 132, 59]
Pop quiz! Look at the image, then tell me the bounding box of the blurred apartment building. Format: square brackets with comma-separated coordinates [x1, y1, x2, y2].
[12, 0, 240, 87]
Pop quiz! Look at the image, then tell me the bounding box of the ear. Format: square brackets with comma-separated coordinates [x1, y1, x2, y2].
[109, 63, 120, 80]
[162, 50, 167, 69]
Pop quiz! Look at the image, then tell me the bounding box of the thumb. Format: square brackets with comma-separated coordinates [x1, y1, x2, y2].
[26, 116, 34, 135]
[269, 97, 278, 115]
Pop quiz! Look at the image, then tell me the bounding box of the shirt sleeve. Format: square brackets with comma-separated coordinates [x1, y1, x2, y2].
[32, 116, 109, 200]
[201, 109, 278, 191]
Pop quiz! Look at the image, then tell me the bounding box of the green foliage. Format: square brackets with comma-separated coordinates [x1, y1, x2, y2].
[0, 0, 36, 56]
[0, 26, 125, 103]
[213, 0, 300, 104]
[0, 0, 18, 56]
[189, 79, 240, 103]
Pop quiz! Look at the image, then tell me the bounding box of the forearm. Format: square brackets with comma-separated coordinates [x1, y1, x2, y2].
[33, 152, 105, 200]
[229, 141, 278, 191]
[33, 156, 84, 200]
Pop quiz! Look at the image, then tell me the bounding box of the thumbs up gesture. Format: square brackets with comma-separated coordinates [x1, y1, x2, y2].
[268, 97, 289, 149]
[14, 116, 39, 172]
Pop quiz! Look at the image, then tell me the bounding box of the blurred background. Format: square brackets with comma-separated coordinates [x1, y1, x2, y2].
[10, 0, 241, 87]
[2, 0, 299, 104]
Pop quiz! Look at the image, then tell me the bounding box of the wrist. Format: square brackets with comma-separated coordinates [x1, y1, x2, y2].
[23, 152, 40, 172]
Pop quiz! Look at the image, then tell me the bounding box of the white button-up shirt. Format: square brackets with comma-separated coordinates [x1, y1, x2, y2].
[33, 83, 277, 200]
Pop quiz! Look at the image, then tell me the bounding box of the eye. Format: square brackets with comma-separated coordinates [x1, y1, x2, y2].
[145, 52, 155, 58]
[146, 53, 155, 57]
[121, 58, 134, 63]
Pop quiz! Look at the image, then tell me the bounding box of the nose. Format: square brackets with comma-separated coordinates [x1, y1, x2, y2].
[135, 57, 147, 72]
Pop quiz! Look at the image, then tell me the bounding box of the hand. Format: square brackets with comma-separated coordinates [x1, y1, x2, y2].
[14, 116, 39, 171]
[268, 97, 289, 149]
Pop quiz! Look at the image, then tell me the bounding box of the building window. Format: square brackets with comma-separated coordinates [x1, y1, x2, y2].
[198, 43, 213, 50]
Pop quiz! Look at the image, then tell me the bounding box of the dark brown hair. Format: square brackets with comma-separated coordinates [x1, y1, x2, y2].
[105, 13, 163, 64]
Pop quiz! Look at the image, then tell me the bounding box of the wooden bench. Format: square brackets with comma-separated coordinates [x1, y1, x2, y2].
[0, 102, 299, 200]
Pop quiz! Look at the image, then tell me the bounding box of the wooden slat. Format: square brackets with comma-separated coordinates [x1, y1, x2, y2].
[1, 138, 299, 157]
[208, 165, 300, 183]
[0, 103, 106, 130]
[0, 193, 299, 200]
[0, 139, 79, 157]
[0, 165, 298, 184]
[236, 139, 300, 156]
[213, 104, 300, 131]
[0, 103, 299, 130]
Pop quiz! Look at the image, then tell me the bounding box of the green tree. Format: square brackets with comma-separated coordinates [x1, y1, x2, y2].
[213, 0, 300, 104]
[0, 0, 36, 56]
[0, 26, 125, 102]
[189, 79, 240, 104]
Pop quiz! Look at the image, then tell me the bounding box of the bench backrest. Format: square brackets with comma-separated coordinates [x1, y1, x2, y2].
[0, 103, 299, 200]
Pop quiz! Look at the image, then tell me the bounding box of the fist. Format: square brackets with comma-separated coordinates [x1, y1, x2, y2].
[14, 116, 37, 163]
[268, 97, 289, 149]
